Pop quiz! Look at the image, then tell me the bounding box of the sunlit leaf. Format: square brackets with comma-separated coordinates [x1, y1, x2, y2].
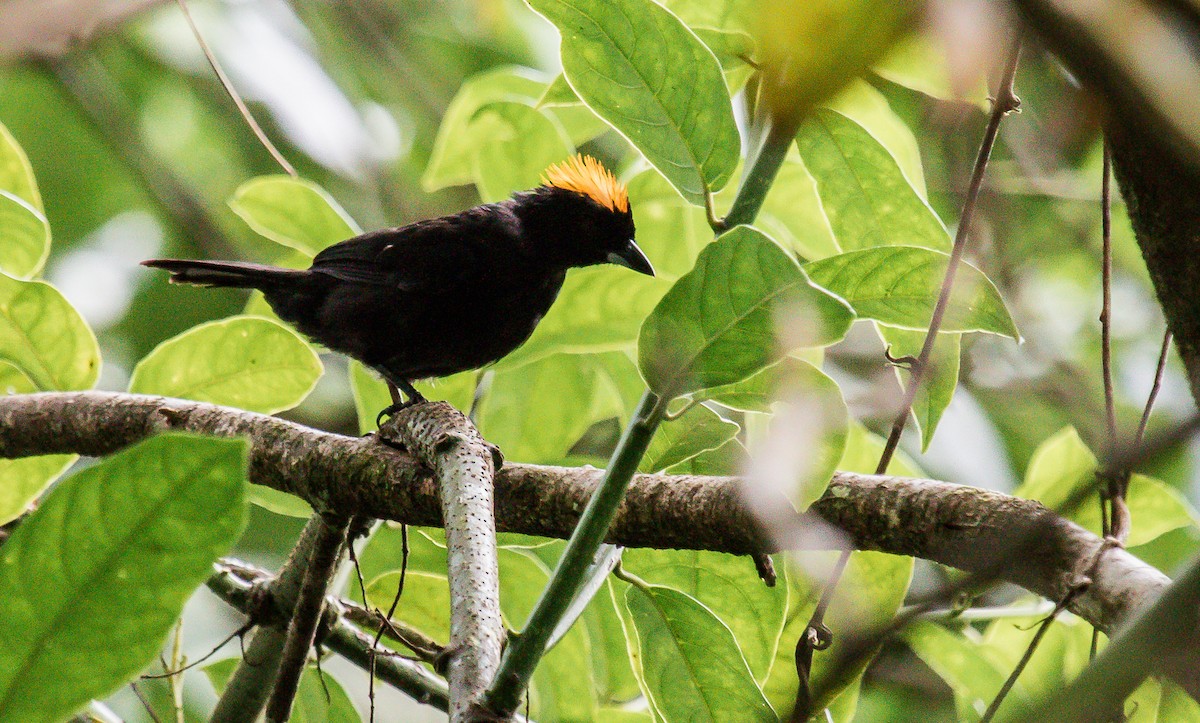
[626, 584, 776, 721]
[796, 109, 950, 252]
[805, 246, 1019, 337]
[623, 549, 787, 682]
[469, 102, 574, 202]
[130, 316, 323, 415]
[826, 79, 926, 197]
[639, 226, 854, 397]
[902, 620, 1021, 720]
[1016, 427, 1199, 546]
[0, 121, 42, 211]
[0, 435, 247, 723]
[0, 191, 49, 279]
[640, 404, 739, 473]
[528, 0, 740, 204]
[0, 273, 99, 391]
[874, 32, 990, 107]
[228, 175, 360, 256]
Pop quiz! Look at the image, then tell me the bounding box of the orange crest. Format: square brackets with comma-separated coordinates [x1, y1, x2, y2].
[541, 155, 629, 213]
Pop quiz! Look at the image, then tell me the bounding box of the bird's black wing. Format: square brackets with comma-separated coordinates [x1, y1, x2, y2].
[311, 210, 512, 291]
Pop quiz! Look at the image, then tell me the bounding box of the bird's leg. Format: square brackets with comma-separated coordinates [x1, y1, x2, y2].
[375, 375, 429, 427]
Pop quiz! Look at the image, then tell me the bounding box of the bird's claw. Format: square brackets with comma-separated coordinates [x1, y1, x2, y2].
[375, 395, 428, 428]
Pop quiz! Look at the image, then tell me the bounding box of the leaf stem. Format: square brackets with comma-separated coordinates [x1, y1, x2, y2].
[480, 390, 665, 717]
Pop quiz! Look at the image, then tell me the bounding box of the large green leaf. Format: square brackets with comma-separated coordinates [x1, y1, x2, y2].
[626, 584, 776, 721]
[0, 121, 42, 212]
[640, 404, 740, 473]
[796, 109, 949, 252]
[902, 620, 1020, 720]
[469, 102, 574, 202]
[228, 175, 360, 257]
[130, 316, 323, 415]
[0, 273, 99, 390]
[826, 79, 926, 197]
[805, 246, 1019, 337]
[0, 191, 49, 279]
[742, 359, 849, 509]
[0, 434, 247, 723]
[426, 67, 605, 191]
[1015, 427, 1199, 547]
[527, 0, 740, 204]
[639, 227, 854, 397]
[622, 549, 788, 683]
[477, 353, 621, 464]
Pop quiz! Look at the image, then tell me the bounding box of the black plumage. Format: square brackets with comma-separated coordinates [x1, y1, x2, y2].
[143, 156, 653, 410]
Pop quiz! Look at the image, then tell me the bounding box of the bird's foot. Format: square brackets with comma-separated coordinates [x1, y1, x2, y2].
[375, 393, 429, 428]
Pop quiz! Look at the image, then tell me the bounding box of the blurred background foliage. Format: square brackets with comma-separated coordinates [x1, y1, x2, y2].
[2, 0, 1199, 720]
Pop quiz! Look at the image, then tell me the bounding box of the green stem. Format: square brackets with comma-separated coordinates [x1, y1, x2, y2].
[719, 120, 796, 230]
[481, 390, 665, 716]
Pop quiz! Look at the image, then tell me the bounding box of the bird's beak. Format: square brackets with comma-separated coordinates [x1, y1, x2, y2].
[607, 239, 655, 276]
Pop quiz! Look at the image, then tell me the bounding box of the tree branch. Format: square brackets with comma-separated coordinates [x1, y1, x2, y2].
[0, 391, 1171, 640]
[381, 402, 503, 721]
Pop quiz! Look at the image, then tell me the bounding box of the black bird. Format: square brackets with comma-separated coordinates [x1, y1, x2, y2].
[143, 155, 653, 417]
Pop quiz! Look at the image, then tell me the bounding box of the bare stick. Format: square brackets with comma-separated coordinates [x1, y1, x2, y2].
[174, 0, 297, 176]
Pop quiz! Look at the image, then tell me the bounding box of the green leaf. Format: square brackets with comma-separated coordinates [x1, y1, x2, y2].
[246, 486, 312, 518]
[366, 570, 450, 646]
[826, 79, 926, 197]
[796, 109, 949, 252]
[640, 404, 739, 473]
[0, 363, 73, 525]
[130, 316, 323, 415]
[625, 584, 776, 721]
[469, 102, 574, 202]
[639, 226, 855, 397]
[622, 549, 788, 682]
[0, 434, 247, 723]
[1015, 427, 1199, 546]
[878, 325, 961, 450]
[805, 246, 1019, 337]
[228, 175, 360, 256]
[837, 421, 923, 477]
[585, 578, 642, 702]
[0, 273, 99, 390]
[477, 353, 621, 464]
[701, 355, 823, 412]
[0, 191, 49, 279]
[527, 0, 740, 204]
[0, 121, 42, 211]
[743, 359, 849, 509]
[764, 551, 913, 716]
[205, 658, 360, 723]
[902, 620, 1022, 720]
[428, 68, 603, 190]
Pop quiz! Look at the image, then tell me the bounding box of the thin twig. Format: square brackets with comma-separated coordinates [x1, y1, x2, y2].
[130, 682, 163, 723]
[1134, 332, 1172, 449]
[174, 0, 297, 176]
[791, 34, 1024, 722]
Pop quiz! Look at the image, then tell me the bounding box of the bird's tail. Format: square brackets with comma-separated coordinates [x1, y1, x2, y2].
[141, 259, 308, 289]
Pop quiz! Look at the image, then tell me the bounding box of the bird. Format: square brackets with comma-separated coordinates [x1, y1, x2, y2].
[143, 155, 654, 420]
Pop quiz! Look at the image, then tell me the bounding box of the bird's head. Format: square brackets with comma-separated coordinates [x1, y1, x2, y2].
[512, 155, 654, 276]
